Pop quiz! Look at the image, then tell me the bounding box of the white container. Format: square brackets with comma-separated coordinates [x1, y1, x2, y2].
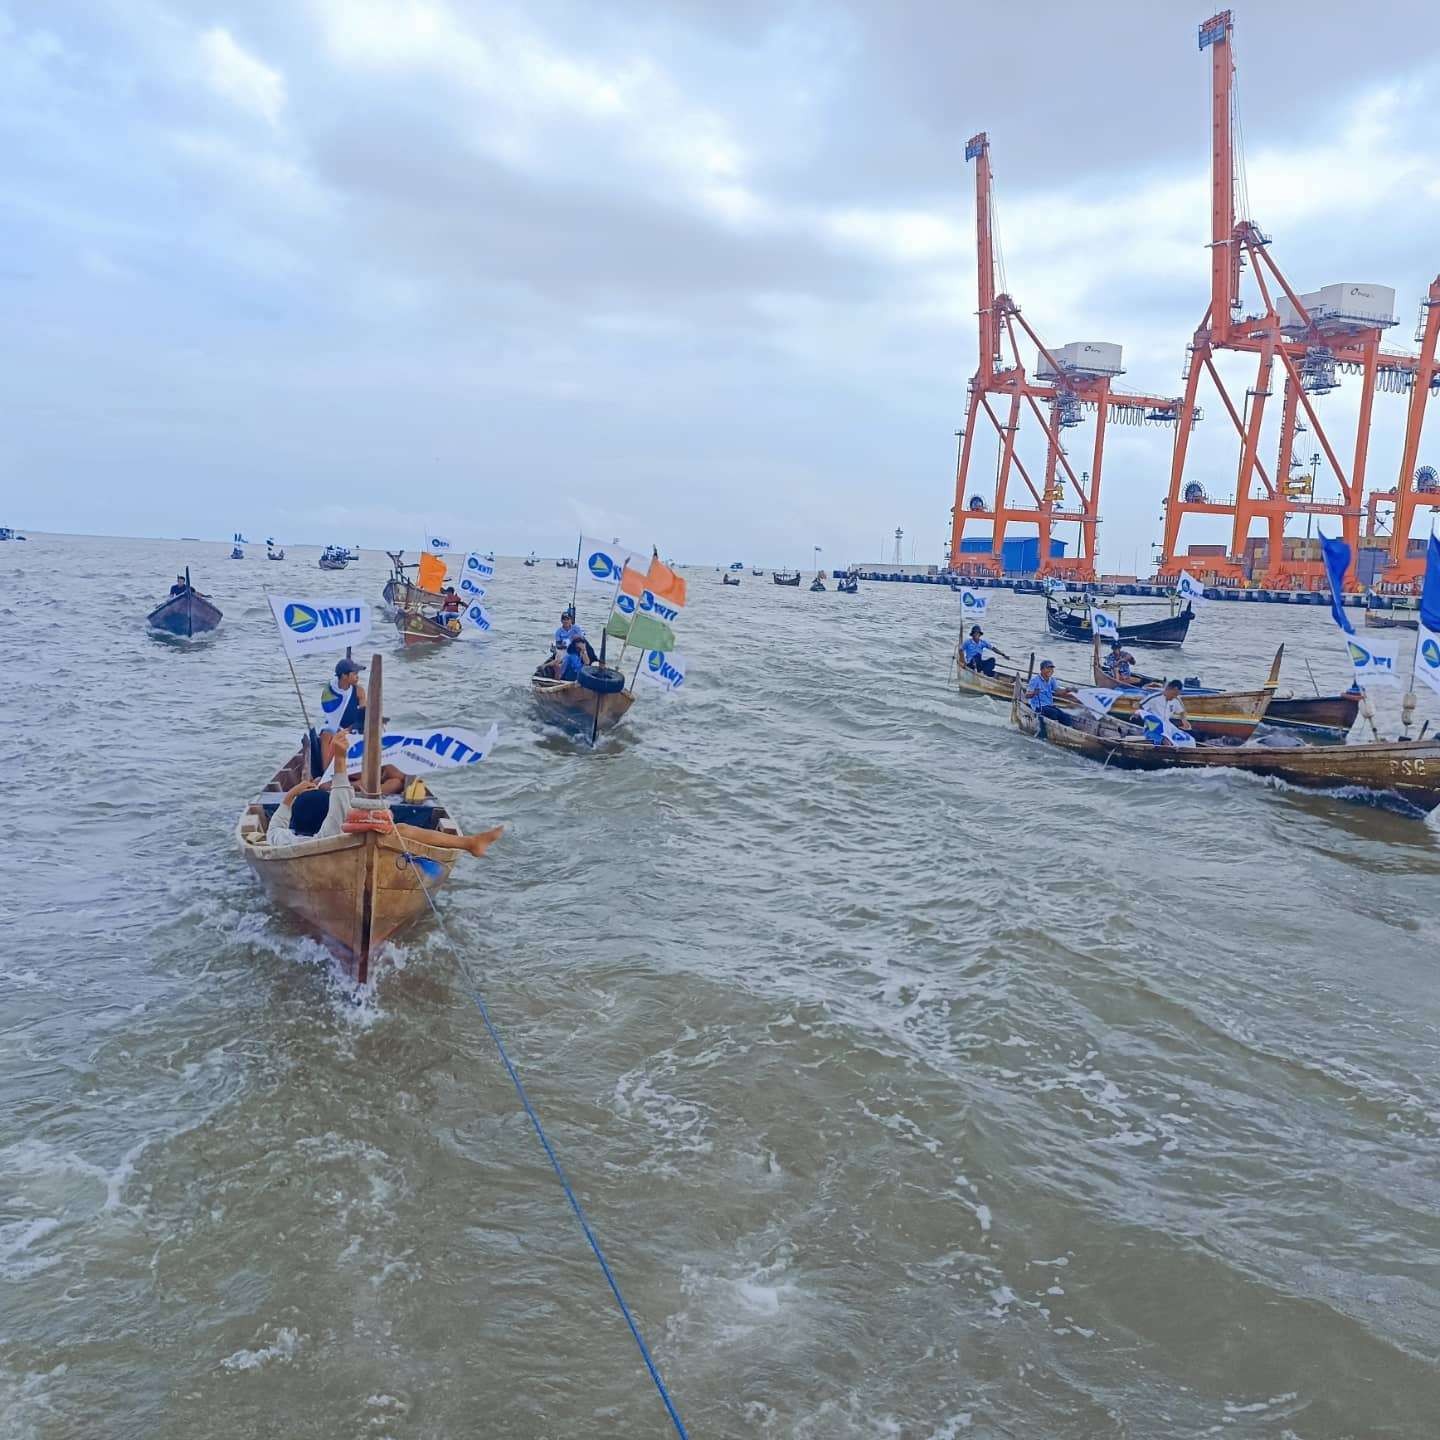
[1035, 340, 1124, 380]
[1276, 283, 1396, 333]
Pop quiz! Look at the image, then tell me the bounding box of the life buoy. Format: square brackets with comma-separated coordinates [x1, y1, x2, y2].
[342, 808, 394, 834]
[578, 664, 626, 694]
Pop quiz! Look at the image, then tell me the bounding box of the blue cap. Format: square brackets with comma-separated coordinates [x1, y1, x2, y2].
[335, 658, 363, 677]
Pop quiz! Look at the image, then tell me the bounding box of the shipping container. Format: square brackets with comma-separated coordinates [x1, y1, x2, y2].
[1186, 543, 1228, 557]
[959, 536, 1067, 574]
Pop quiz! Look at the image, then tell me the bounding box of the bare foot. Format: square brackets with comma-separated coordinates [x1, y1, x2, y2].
[466, 824, 504, 858]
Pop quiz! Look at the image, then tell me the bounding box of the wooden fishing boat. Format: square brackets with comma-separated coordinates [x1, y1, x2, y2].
[810, 575, 827, 592]
[1011, 689, 1440, 815]
[531, 666, 634, 740]
[752, 567, 764, 577]
[722, 572, 741, 586]
[146, 568, 222, 637]
[837, 574, 859, 594]
[773, 570, 801, 587]
[956, 647, 1274, 740]
[382, 552, 446, 611]
[1046, 594, 1194, 647]
[319, 545, 350, 570]
[266, 548, 285, 561]
[237, 656, 460, 983]
[394, 605, 462, 645]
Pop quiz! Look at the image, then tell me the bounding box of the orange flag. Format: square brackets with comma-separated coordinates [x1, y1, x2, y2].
[618, 563, 646, 600]
[644, 557, 687, 610]
[417, 552, 447, 592]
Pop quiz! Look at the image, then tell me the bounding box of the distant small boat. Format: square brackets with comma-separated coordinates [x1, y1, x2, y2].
[810, 574, 826, 592]
[773, 570, 801, 587]
[524, 551, 538, 567]
[1364, 594, 1419, 630]
[722, 572, 741, 586]
[266, 542, 286, 560]
[1046, 594, 1193, 647]
[837, 574, 859, 594]
[751, 567, 764, 577]
[556, 556, 577, 569]
[729, 561, 744, 570]
[0, 527, 24, 541]
[147, 567, 222, 637]
[319, 545, 350, 570]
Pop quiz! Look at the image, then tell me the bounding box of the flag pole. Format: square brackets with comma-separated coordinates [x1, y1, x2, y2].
[571, 534, 582, 617]
[265, 587, 314, 732]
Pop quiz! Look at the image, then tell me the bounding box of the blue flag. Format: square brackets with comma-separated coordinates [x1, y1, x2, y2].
[1420, 533, 1440, 635]
[1318, 531, 1355, 635]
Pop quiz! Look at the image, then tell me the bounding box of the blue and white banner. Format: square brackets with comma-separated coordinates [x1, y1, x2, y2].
[317, 680, 359, 733]
[1176, 570, 1210, 606]
[342, 721, 499, 776]
[639, 588, 681, 624]
[1319, 531, 1356, 635]
[1090, 606, 1120, 640]
[1076, 687, 1122, 715]
[462, 551, 495, 582]
[577, 535, 643, 594]
[635, 649, 686, 691]
[456, 602, 494, 638]
[426, 533, 452, 553]
[957, 586, 989, 619]
[1415, 625, 1440, 697]
[268, 594, 372, 659]
[1345, 633, 1399, 686]
[458, 574, 488, 600]
[1141, 711, 1196, 748]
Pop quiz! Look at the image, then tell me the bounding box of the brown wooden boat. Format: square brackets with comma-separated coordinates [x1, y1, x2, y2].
[1010, 686, 1440, 816]
[531, 670, 634, 741]
[383, 551, 446, 612]
[1262, 690, 1361, 736]
[955, 646, 1275, 741]
[237, 655, 460, 982]
[1363, 597, 1419, 630]
[394, 605, 463, 645]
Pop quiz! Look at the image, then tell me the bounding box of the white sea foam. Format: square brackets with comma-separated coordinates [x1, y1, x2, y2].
[220, 1326, 301, 1373]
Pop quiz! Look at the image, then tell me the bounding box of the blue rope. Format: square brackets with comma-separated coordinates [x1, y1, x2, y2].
[394, 847, 689, 1437]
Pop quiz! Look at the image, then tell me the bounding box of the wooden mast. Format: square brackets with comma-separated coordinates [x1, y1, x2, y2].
[357, 652, 383, 983]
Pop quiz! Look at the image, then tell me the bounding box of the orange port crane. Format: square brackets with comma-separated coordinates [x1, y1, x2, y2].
[1158, 10, 1440, 591]
[948, 132, 1182, 581]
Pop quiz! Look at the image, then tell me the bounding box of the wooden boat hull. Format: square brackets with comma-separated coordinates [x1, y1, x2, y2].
[147, 589, 223, 637]
[957, 663, 1268, 739]
[394, 609, 462, 645]
[773, 574, 801, 586]
[1364, 607, 1418, 630]
[531, 677, 634, 736]
[1046, 600, 1194, 647]
[1263, 692, 1361, 735]
[237, 738, 460, 984]
[1016, 702, 1440, 814]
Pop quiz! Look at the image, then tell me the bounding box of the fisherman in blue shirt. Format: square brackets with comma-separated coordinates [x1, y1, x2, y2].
[555, 608, 586, 650]
[558, 637, 587, 682]
[1024, 659, 1079, 722]
[961, 625, 1009, 676]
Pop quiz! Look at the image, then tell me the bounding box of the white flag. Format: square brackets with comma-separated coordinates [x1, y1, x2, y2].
[268, 595, 371, 659]
[342, 722, 499, 775]
[1176, 570, 1210, 606]
[956, 586, 989, 619]
[1344, 633, 1400, 687]
[1415, 625, 1440, 697]
[1140, 710, 1196, 748]
[1076, 687, 1122, 715]
[426, 533, 452, 553]
[458, 574, 488, 600]
[456, 601, 495, 638]
[461, 551, 495, 584]
[577, 536, 644, 594]
[635, 649, 686, 691]
[1090, 606, 1120, 640]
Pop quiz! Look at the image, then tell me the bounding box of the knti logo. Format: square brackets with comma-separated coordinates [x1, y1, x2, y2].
[961, 591, 982, 608]
[587, 550, 619, 580]
[284, 603, 360, 634]
[647, 651, 684, 687]
[616, 592, 637, 616]
[639, 590, 680, 621]
[1423, 637, 1440, 668]
[466, 606, 491, 630]
[465, 556, 494, 575]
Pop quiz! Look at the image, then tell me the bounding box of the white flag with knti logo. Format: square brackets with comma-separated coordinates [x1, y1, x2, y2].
[635, 649, 686, 691]
[340, 722, 500, 775]
[956, 586, 989, 619]
[1090, 606, 1120, 640]
[1344, 632, 1400, 686]
[426, 533, 452, 553]
[1176, 570, 1210, 605]
[1415, 625, 1440, 696]
[268, 595, 371, 659]
[577, 536, 644, 594]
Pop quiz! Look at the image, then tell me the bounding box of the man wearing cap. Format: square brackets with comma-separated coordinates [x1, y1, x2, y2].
[962, 625, 1008, 676]
[1023, 660, 1079, 722]
[554, 608, 587, 650]
[320, 657, 367, 737]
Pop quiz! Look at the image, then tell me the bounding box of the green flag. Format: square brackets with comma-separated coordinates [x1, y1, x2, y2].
[605, 611, 632, 641]
[626, 612, 676, 652]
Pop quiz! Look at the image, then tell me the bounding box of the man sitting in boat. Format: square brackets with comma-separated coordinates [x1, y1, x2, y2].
[962, 626, 1008, 676]
[1024, 660, 1079, 721]
[169, 574, 189, 597]
[266, 730, 504, 856]
[559, 637, 588, 682]
[1101, 645, 1139, 684]
[555, 608, 586, 650]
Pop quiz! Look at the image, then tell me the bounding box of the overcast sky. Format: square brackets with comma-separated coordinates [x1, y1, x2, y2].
[3, 1, 1437, 568]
